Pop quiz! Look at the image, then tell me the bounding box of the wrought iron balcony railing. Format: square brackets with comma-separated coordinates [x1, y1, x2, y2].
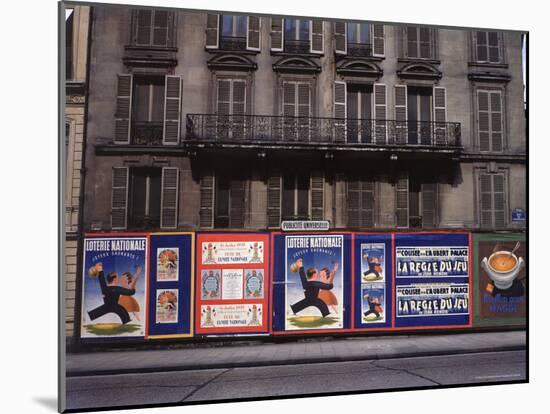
[219, 36, 247, 51]
[283, 39, 311, 54]
[185, 114, 462, 148]
[347, 42, 373, 57]
[131, 121, 164, 146]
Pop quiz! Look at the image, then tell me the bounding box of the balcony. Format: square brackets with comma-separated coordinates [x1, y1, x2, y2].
[347, 43, 373, 58]
[283, 39, 311, 54]
[131, 121, 164, 146]
[219, 36, 247, 51]
[185, 114, 462, 152]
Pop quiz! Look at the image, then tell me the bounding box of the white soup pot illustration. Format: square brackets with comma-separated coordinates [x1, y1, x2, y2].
[481, 251, 525, 290]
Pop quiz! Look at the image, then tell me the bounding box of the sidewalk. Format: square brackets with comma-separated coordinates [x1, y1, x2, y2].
[66, 331, 526, 377]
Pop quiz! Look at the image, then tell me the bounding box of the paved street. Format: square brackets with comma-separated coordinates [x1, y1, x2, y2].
[66, 350, 526, 411]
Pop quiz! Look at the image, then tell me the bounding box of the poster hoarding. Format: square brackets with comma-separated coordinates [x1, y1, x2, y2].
[80, 235, 148, 339]
[195, 233, 270, 335]
[394, 233, 471, 328]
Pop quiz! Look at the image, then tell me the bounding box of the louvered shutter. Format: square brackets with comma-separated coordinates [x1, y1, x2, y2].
[372, 24, 385, 57]
[433, 86, 447, 145]
[271, 17, 284, 51]
[282, 81, 296, 140]
[490, 91, 503, 151]
[114, 74, 132, 144]
[230, 179, 246, 228]
[267, 172, 282, 228]
[206, 14, 219, 49]
[297, 82, 311, 140]
[334, 81, 347, 142]
[488, 32, 500, 63]
[200, 172, 214, 228]
[111, 167, 129, 230]
[394, 85, 407, 144]
[311, 172, 324, 220]
[374, 83, 387, 144]
[478, 90, 490, 151]
[246, 16, 261, 51]
[334, 21, 347, 55]
[136, 9, 152, 45]
[310, 19, 324, 54]
[347, 180, 360, 228]
[407, 27, 418, 58]
[396, 175, 409, 228]
[419, 27, 432, 59]
[492, 173, 506, 228]
[163, 75, 181, 145]
[232, 80, 247, 140]
[160, 167, 179, 229]
[475, 31, 488, 62]
[152, 10, 169, 47]
[421, 183, 437, 228]
[479, 173, 493, 227]
[217, 79, 231, 140]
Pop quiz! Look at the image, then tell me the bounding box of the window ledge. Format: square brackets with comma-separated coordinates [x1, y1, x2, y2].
[335, 53, 384, 62]
[468, 61, 509, 69]
[398, 57, 441, 65]
[206, 47, 259, 55]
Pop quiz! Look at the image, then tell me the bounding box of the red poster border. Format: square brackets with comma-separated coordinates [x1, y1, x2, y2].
[194, 233, 271, 335]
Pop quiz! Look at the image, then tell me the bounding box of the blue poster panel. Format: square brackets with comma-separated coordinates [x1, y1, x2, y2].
[272, 233, 352, 332]
[80, 235, 148, 339]
[394, 233, 471, 328]
[147, 233, 194, 337]
[354, 234, 392, 329]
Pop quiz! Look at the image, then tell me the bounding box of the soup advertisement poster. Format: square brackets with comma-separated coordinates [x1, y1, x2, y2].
[195, 233, 270, 335]
[284, 234, 344, 331]
[477, 237, 526, 322]
[81, 235, 148, 339]
[394, 233, 471, 328]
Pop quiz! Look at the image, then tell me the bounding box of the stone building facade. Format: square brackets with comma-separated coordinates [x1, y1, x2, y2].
[71, 4, 526, 338]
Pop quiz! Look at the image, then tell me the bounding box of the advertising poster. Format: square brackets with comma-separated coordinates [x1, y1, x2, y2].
[195, 233, 270, 335]
[354, 234, 392, 329]
[394, 233, 471, 328]
[473, 234, 526, 326]
[80, 235, 148, 339]
[147, 233, 194, 338]
[156, 289, 178, 324]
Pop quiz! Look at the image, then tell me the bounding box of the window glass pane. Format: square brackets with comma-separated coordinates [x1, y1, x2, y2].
[133, 82, 150, 122]
[297, 175, 310, 217]
[235, 15, 247, 37]
[148, 172, 162, 222]
[221, 15, 233, 36]
[130, 171, 146, 224]
[215, 176, 230, 228]
[151, 82, 165, 122]
[347, 23, 357, 43]
[360, 23, 370, 43]
[282, 174, 296, 218]
[299, 19, 309, 41]
[284, 19, 296, 40]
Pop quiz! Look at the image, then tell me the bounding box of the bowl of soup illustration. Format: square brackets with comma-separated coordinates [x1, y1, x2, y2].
[481, 250, 524, 290]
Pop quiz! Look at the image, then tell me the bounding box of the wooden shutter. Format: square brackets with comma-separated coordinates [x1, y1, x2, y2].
[334, 21, 347, 55]
[406, 26, 418, 58]
[394, 85, 407, 144]
[492, 173, 506, 228]
[478, 90, 490, 151]
[334, 81, 347, 142]
[217, 79, 231, 115]
[475, 31, 488, 62]
[348, 179, 375, 229]
[310, 19, 324, 54]
[372, 24, 385, 57]
[111, 167, 129, 230]
[310, 172, 324, 220]
[396, 174, 409, 228]
[267, 172, 282, 228]
[271, 17, 284, 51]
[419, 27, 432, 59]
[297, 82, 311, 140]
[488, 32, 500, 63]
[347, 180, 360, 228]
[114, 74, 132, 144]
[230, 179, 246, 228]
[232, 80, 247, 115]
[163, 75, 181, 145]
[152, 10, 169, 47]
[160, 167, 179, 229]
[246, 16, 261, 51]
[135, 9, 152, 45]
[283, 81, 296, 116]
[421, 183, 437, 228]
[433, 86, 447, 145]
[206, 14, 219, 49]
[374, 83, 387, 144]
[490, 91, 503, 151]
[200, 172, 214, 228]
[479, 173, 493, 227]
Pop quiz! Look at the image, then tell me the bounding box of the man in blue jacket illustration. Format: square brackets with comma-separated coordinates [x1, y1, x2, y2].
[290, 258, 335, 317]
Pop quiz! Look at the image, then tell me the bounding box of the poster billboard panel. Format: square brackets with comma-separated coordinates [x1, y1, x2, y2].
[394, 233, 471, 328]
[80, 234, 148, 339]
[473, 233, 526, 326]
[195, 233, 270, 335]
[147, 233, 194, 338]
[354, 234, 392, 329]
[272, 233, 352, 333]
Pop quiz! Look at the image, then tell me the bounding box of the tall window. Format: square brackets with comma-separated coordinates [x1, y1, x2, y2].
[479, 172, 506, 228]
[347, 84, 373, 143]
[282, 80, 312, 141]
[128, 167, 162, 229]
[199, 172, 245, 228]
[65, 9, 74, 80]
[284, 19, 310, 53]
[477, 89, 504, 152]
[474, 31, 502, 63]
[396, 174, 438, 228]
[133, 9, 173, 47]
[132, 76, 165, 145]
[407, 86, 433, 144]
[406, 26, 434, 59]
[347, 23, 371, 56]
[219, 15, 247, 50]
[282, 174, 310, 220]
[347, 178, 374, 228]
